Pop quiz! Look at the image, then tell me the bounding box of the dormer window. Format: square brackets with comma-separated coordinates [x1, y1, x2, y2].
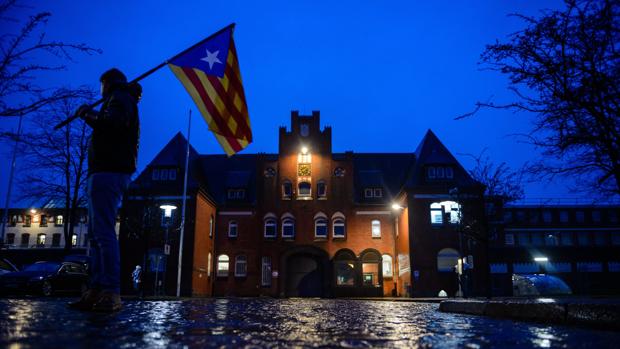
[427, 166, 454, 180]
[364, 188, 383, 198]
[152, 168, 178, 181]
[227, 189, 245, 200]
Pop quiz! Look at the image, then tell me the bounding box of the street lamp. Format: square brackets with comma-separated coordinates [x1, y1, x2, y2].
[156, 204, 176, 296]
[534, 256, 549, 274]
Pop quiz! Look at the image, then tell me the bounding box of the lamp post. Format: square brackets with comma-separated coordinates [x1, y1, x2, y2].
[158, 204, 176, 296]
[534, 257, 548, 274]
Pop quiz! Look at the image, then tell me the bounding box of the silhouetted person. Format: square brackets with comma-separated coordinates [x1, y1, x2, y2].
[132, 265, 143, 297]
[69, 68, 140, 312]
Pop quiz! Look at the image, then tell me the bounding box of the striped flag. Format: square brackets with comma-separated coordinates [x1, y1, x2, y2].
[168, 25, 252, 156]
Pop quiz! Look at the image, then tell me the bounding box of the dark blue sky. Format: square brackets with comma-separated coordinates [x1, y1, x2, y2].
[2, 0, 576, 205]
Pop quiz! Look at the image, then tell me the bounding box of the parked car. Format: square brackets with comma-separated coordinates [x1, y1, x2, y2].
[63, 254, 91, 271]
[0, 258, 18, 276]
[0, 261, 88, 296]
[512, 274, 572, 296]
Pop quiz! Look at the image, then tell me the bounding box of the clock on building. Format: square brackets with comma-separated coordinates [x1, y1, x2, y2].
[298, 164, 311, 176]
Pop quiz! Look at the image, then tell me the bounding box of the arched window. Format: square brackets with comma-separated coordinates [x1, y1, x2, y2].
[317, 180, 327, 198]
[235, 255, 247, 277]
[36, 233, 46, 247]
[361, 250, 382, 287]
[207, 253, 212, 277]
[264, 214, 277, 238]
[282, 217, 295, 238]
[437, 248, 460, 272]
[314, 212, 328, 238]
[217, 255, 229, 277]
[282, 180, 292, 199]
[430, 201, 461, 225]
[228, 220, 238, 238]
[371, 220, 381, 238]
[332, 212, 346, 238]
[334, 250, 357, 286]
[298, 181, 311, 197]
[382, 254, 393, 278]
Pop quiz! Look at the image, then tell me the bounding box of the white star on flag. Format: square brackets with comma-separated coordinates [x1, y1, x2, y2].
[201, 49, 222, 70]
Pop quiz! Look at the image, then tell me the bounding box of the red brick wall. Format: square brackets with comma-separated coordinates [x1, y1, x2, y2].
[191, 193, 217, 296]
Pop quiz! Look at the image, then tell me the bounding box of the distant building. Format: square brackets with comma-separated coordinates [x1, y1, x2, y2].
[120, 111, 489, 297]
[488, 202, 620, 295]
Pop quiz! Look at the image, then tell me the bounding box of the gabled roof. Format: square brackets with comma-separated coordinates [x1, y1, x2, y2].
[197, 154, 259, 205]
[351, 153, 416, 203]
[407, 129, 480, 188]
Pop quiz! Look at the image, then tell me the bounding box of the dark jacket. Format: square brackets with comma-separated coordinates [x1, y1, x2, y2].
[86, 86, 140, 175]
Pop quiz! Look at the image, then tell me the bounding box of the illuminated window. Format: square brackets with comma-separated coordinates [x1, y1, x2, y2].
[371, 220, 381, 238]
[282, 180, 292, 199]
[228, 221, 238, 238]
[235, 255, 247, 277]
[217, 255, 229, 277]
[429, 201, 461, 225]
[382, 254, 393, 278]
[314, 216, 328, 238]
[361, 251, 381, 287]
[298, 181, 311, 197]
[207, 253, 212, 277]
[209, 216, 214, 238]
[437, 248, 459, 272]
[282, 217, 295, 238]
[317, 180, 327, 198]
[56, 215, 63, 226]
[332, 213, 346, 238]
[36, 234, 46, 247]
[334, 250, 356, 286]
[264, 214, 277, 238]
[298, 152, 311, 164]
[71, 234, 78, 247]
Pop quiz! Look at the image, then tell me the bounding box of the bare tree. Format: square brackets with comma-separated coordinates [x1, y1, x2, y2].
[464, 149, 525, 203]
[458, 0, 620, 197]
[0, 0, 101, 117]
[2, 88, 95, 250]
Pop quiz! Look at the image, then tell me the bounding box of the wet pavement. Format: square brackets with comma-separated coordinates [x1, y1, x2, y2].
[1, 297, 619, 348]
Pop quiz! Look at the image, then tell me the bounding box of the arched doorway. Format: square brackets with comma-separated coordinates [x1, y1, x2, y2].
[281, 246, 330, 297]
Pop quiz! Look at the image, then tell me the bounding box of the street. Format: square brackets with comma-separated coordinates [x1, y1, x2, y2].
[1, 297, 619, 348]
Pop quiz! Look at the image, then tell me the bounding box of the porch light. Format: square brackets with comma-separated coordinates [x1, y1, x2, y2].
[160, 204, 177, 218]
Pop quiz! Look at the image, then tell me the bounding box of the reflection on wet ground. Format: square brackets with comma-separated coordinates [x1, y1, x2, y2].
[1, 297, 619, 348]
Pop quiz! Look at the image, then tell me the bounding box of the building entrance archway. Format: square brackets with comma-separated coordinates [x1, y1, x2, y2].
[280, 246, 330, 297]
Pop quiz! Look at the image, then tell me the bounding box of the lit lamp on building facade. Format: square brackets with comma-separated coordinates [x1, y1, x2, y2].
[157, 204, 176, 295]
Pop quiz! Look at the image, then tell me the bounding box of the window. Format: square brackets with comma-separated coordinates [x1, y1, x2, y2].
[6, 233, 15, 245]
[609, 211, 618, 224]
[504, 233, 515, 245]
[427, 167, 436, 179]
[364, 188, 373, 198]
[517, 232, 530, 246]
[52, 233, 61, 247]
[71, 234, 78, 247]
[20, 233, 30, 247]
[543, 211, 552, 223]
[594, 231, 607, 246]
[24, 215, 32, 227]
[209, 216, 214, 238]
[516, 211, 526, 222]
[300, 123, 309, 137]
[228, 221, 238, 238]
[504, 211, 513, 223]
[298, 152, 311, 164]
[445, 167, 454, 178]
[333, 215, 345, 238]
[9, 215, 17, 227]
[592, 211, 601, 223]
[371, 220, 381, 238]
[560, 211, 569, 223]
[382, 255, 393, 278]
[561, 232, 573, 246]
[264, 216, 277, 238]
[169, 169, 177, 180]
[282, 218, 295, 238]
[217, 255, 229, 277]
[531, 233, 544, 246]
[235, 255, 247, 277]
[374, 188, 383, 198]
[227, 189, 245, 200]
[56, 215, 63, 226]
[545, 233, 559, 246]
[577, 232, 590, 246]
[436, 167, 445, 178]
[364, 188, 383, 198]
[207, 253, 212, 277]
[261, 257, 272, 286]
[334, 167, 345, 177]
[298, 181, 311, 197]
[264, 167, 276, 178]
[152, 169, 160, 180]
[437, 248, 459, 272]
[160, 169, 168, 180]
[529, 211, 539, 223]
[40, 215, 47, 227]
[317, 181, 327, 198]
[36, 234, 46, 247]
[576, 211, 585, 223]
[282, 181, 292, 199]
[315, 217, 328, 238]
[429, 201, 461, 225]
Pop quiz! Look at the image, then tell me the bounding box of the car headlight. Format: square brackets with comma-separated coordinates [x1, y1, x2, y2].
[29, 276, 44, 282]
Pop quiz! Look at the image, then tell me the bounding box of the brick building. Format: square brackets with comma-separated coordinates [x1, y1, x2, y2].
[119, 111, 488, 297]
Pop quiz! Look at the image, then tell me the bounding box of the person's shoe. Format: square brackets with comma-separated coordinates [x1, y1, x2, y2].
[67, 289, 101, 311]
[92, 291, 122, 312]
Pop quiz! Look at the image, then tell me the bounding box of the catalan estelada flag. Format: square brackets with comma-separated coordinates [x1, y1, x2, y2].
[168, 24, 252, 156]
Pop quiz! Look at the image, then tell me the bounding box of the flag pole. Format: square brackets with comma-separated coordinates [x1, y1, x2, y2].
[176, 108, 191, 297]
[53, 23, 236, 130]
